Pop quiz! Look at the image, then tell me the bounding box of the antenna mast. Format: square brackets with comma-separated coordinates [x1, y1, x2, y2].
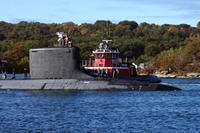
[107, 20, 110, 38]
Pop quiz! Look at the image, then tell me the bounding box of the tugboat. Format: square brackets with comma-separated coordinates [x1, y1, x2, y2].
[82, 40, 161, 83]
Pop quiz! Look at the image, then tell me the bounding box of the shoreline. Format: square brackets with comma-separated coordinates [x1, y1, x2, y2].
[0, 73, 200, 80]
[153, 73, 200, 79]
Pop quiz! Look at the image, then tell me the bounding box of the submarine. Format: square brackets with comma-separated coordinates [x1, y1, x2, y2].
[0, 32, 180, 91]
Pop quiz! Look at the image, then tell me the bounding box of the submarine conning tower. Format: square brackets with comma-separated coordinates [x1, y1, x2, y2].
[29, 32, 91, 79]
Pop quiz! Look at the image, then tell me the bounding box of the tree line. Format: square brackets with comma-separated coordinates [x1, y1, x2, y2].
[0, 20, 200, 74]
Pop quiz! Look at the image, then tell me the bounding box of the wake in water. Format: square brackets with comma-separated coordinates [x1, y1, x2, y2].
[162, 83, 200, 86]
[161, 78, 200, 91]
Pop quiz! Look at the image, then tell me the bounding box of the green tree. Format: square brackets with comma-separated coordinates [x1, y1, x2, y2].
[197, 21, 200, 28]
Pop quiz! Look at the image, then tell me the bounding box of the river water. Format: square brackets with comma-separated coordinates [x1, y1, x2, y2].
[0, 78, 200, 132]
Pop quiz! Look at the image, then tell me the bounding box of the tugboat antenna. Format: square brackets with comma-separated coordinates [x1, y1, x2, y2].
[107, 20, 110, 38]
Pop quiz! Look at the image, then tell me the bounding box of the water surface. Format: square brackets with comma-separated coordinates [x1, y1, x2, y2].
[0, 78, 200, 132]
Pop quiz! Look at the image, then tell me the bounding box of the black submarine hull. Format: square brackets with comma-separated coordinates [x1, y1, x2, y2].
[0, 79, 180, 91]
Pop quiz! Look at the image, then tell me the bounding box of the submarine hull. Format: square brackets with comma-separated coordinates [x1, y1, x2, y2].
[0, 79, 180, 91]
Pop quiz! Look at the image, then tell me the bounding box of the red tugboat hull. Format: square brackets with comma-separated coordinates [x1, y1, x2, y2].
[82, 40, 161, 83]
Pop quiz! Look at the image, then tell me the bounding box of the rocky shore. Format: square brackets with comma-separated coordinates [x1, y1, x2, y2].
[153, 71, 200, 78]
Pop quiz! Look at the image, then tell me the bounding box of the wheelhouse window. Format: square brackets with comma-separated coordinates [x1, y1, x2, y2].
[112, 53, 117, 58]
[97, 53, 104, 59]
[106, 53, 112, 59]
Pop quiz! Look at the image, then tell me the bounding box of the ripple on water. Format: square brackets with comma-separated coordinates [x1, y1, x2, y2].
[0, 78, 200, 132]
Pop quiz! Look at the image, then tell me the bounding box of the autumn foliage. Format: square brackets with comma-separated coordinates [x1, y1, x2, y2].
[0, 20, 200, 73]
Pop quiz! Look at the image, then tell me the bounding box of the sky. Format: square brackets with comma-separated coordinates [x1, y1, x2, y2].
[0, 0, 199, 26]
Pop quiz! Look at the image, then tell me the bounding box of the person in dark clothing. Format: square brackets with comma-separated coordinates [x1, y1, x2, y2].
[112, 69, 116, 79]
[101, 69, 104, 77]
[67, 37, 73, 47]
[97, 68, 101, 77]
[11, 69, 15, 79]
[116, 69, 119, 79]
[105, 68, 109, 78]
[24, 68, 28, 79]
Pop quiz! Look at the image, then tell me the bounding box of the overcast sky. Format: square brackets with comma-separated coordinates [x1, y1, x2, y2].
[0, 0, 199, 26]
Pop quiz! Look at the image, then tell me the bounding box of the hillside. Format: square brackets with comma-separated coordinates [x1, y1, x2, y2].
[0, 20, 200, 74]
